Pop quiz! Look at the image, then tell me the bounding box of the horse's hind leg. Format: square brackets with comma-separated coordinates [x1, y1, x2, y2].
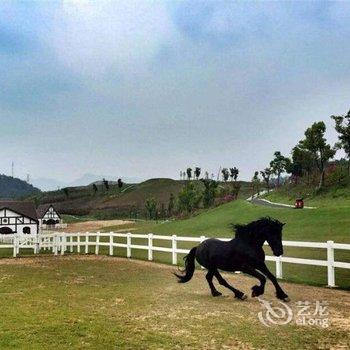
[206, 270, 222, 297]
[214, 271, 247, 300]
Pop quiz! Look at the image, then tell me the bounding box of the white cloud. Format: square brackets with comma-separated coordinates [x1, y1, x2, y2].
[48, 1, 177, 77]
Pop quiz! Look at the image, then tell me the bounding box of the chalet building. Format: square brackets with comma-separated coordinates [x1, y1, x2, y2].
[36, 204, 62, 227]
[0, 201, 39, 235]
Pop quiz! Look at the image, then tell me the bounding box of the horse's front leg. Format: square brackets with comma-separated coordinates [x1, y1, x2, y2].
[257, 263, 290, 302]
[241, 265, 266, 297]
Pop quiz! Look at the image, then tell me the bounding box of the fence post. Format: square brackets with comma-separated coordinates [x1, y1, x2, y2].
[77, 232, 81, 253]
[327, 240, 335, 287]
[127, 233, 131, 258]
[95, 232, 100, 255]
[70, 235, 73, 253]
[172, 235, 177, 265]
[34, 234, 38, 254]
[109, 233, 113, 256]
[13, 234, 18, 257]
[85, 233, 89, 254]
[276, 256, 283, 279]
[148, 233, 153, 261]
[54, 234, 58, 256]
[61, 234, 65, 255]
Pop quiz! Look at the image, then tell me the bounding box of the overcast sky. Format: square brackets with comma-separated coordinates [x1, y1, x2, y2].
[1, 1, 349, 183]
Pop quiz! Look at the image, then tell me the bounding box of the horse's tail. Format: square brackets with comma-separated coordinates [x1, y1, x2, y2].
[174, 247, 197, 283]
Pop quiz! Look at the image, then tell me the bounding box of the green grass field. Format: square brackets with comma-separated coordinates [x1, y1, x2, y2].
[101, 198, 350, 289]
[0, 255, 348, 350]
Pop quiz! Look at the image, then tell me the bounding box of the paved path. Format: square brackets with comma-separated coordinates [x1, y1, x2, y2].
[247, 190, 316, 209]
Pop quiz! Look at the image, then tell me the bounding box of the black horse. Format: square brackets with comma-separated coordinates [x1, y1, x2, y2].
[174, 217, 290, 302]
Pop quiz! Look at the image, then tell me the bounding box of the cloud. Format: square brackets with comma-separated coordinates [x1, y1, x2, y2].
[1, 1, 350, 181]
[47, 1, 177, 78]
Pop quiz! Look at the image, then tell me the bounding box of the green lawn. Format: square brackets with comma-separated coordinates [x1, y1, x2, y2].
[0, 256, 348, 350]
[101, 199, 350, 289]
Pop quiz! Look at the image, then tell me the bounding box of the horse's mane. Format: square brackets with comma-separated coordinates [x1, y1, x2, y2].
[232, 217, 282, 240]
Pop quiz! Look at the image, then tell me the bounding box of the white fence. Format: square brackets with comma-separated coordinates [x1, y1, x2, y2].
[1, 233, 349, 287]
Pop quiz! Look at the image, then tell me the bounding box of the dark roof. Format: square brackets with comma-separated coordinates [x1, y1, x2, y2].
[0, 201, 38, 221]
[36, 204, 60, 218]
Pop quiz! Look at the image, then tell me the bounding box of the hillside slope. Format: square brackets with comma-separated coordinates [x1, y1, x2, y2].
[126, 199, 350, 288]
[30, 179, 189, 217]
[30, 178, 252, 218]
[0, 174, 41, 199]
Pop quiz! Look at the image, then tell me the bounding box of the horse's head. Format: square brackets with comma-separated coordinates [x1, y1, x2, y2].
[263, 218, 285, 256]
[232, 217, 285, 256]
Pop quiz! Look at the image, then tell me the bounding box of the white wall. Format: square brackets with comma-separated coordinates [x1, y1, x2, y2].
[0, 209, 38, 235]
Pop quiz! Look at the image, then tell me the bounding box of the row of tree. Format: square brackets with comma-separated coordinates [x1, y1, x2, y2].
[180, 166, 240, 182]
[253, 109, 350, 191]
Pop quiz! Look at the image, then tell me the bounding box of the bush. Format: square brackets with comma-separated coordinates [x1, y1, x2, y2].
[177, 182, 202, 214]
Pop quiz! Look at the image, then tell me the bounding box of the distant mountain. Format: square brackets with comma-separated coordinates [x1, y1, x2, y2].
[0, 174, 41, 199]
[31, 177, 67, 191]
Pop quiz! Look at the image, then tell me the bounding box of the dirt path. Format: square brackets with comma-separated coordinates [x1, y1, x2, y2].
[65, 219, 135, 232]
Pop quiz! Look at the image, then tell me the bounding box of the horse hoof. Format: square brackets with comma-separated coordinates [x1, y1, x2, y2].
[283, 297, 290, 302]
[212, 291, 222, 297]
[236, 294, 247, 300]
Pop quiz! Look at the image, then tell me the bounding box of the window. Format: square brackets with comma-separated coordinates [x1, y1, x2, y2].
[0, 227, 13, 234]
[23, 227, 31, 234]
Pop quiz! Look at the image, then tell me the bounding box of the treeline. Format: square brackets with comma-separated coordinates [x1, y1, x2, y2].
[252, 109, 350, 193]
[145, 166, 242, 219]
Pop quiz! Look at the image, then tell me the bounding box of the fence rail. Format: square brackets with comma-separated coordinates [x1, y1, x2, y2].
[1, 232, 349, 287]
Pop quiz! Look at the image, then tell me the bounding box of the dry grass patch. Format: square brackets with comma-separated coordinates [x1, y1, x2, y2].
[0, 255, 348, 349]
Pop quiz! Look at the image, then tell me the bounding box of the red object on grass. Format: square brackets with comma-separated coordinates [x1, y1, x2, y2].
[295, 198, 304, 209]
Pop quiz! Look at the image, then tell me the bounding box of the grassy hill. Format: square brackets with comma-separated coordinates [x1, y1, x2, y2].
[31, 178, 252, 219]
[0, 174, 41, 199]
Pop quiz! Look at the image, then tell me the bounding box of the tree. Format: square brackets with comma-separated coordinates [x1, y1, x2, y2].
[92, 183, 98, 194]
[231, 182, 241, 199]
[288, 146, 314, 184]
[145, 197, 157, 219]
[221, 168, 229, 182]
[298, 121, 336, 189]
[252, 171, 261, 196]
[260, 168, 272, 192]
[331, 110, 350, 175]
[270, 151, 290, 187]
[194, 167, 201, 180]
[180, 171, 183, 180]
[117, 178, 123, 189]
[168, 193, 175, 216]
[229, 167, 239, 181]
[186, 168, 192, 181]
[202, 179, 218, 208]
[204, 171, 209, 179]
[102, 178, 109, 191]
[177, 182, 202, 214]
